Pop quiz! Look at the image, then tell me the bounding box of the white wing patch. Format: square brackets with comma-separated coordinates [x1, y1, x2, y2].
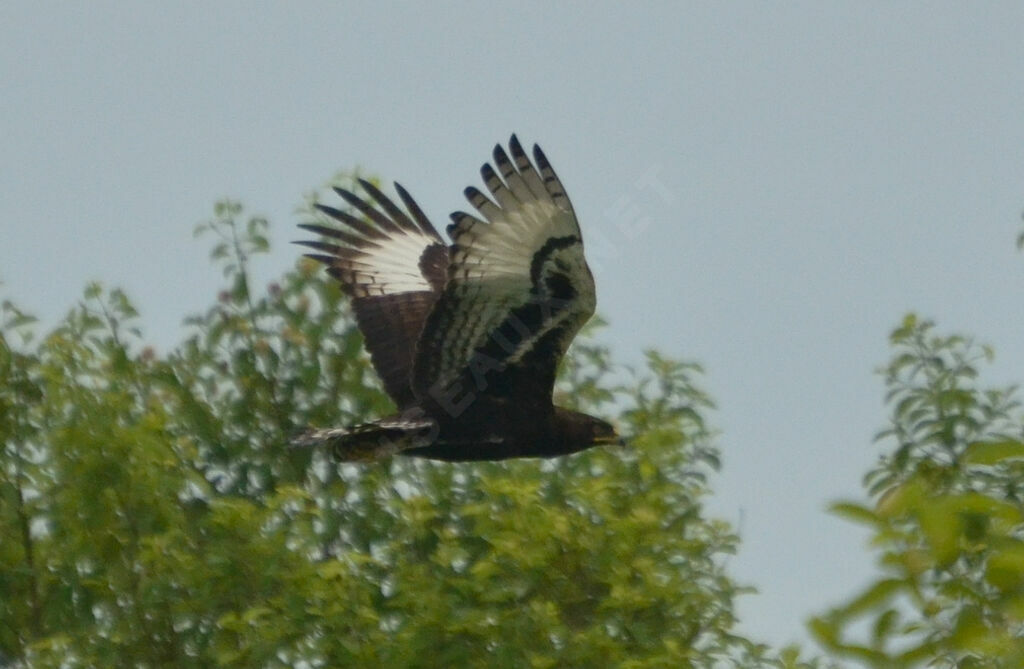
[299, 179, 446, 299]
[451, 200, 575, 279]
[336, 230, 436, 297]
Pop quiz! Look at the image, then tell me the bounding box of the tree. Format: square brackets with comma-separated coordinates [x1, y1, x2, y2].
[813, 315, 1024, 667]
[0, 185, 824, 667]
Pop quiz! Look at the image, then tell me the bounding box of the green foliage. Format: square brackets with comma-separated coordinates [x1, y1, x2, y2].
[812, 315, 1024, 668]
[0, 192, 825, 667]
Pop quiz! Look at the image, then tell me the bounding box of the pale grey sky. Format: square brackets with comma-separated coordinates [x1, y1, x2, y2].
[4, 1, 1024, 649]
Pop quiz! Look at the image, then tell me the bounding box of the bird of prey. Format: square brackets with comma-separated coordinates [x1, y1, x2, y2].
[295, 135, 619, 462]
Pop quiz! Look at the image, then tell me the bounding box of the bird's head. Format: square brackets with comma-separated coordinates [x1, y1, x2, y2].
[589, 416, 625, 448]
[554, 407, 625, 452]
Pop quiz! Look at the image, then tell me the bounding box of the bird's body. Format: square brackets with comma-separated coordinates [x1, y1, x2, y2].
[296, 135, 619, 461]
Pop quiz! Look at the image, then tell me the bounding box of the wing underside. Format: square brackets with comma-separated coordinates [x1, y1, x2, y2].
[412, 135, 596, 405]
[298, 180, 448, 408]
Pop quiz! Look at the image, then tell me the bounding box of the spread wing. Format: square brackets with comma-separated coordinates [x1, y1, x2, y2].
[298, 180, 448, 409]
[411, 135, 596, 405]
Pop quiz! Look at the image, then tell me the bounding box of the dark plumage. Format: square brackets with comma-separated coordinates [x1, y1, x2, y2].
[294, 135, 620, 461]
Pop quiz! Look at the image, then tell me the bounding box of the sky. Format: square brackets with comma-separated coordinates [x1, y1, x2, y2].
[3, 1, 1024, 650]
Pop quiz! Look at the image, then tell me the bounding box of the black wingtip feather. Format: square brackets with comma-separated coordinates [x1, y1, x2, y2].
[356, 178, 423, 234]
[356, 178, 392, 209]
[392, 181, 443, 241]
[299, 220, 343, 236]
[464, 186, 496, 214]
[302, 253, 336, 266]
[294, 239, 344, 255]
[298, 221, 371, 247]
[493, 143, 513, 169]
[332, 183, 404, 235]
[332, 186, 364, 209]
[447, 210, 482, 239]
[533, 144, 550, 170]
[315, 201, 389, 240]
[509, 134, 526, 159]
[312, 204, 353, 224]
[355, 178, 385, 205]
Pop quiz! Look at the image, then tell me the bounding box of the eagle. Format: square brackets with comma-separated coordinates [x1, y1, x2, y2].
[295, 135, 620, 461]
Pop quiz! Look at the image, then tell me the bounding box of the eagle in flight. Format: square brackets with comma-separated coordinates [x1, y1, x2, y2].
[295, 135, 619, 461]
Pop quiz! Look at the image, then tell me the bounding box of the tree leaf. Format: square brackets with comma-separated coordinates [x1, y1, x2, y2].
[963, 440, 1024, 465]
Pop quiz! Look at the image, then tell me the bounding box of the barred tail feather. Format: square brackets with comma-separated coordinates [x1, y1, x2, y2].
[291, 415, 437, 462]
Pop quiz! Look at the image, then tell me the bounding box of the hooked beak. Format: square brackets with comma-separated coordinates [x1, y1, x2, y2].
[593, 426, 628, 448]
